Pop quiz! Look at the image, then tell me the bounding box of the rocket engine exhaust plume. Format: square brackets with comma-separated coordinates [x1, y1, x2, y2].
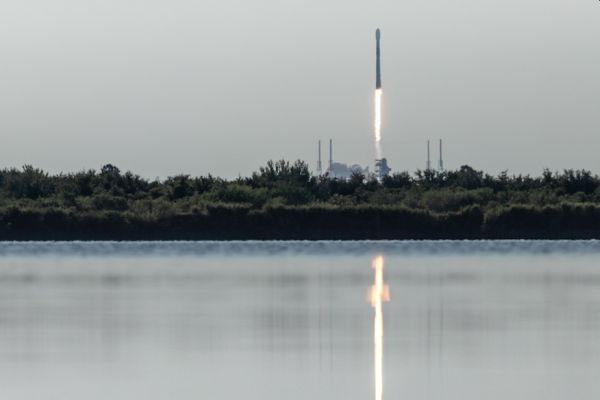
[374, 29, 383, 160]
[369, 255, 390, 400]
[374, 88, 382, 159]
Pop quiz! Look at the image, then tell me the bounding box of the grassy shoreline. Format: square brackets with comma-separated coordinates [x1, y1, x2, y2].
[2, 161, 600, 240]
[2, 203, 600, 241]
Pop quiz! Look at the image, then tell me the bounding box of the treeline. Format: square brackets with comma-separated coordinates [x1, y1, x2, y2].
[1, 161, 600, 239]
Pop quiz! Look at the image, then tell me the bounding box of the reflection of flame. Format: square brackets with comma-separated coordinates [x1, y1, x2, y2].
[374, 89, 383, 159]
[369, 255, 389, 400]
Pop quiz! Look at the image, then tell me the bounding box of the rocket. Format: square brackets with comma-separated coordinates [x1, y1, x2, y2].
[375, 28, 382, 89]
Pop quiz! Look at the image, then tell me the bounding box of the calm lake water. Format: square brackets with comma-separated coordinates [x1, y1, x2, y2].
[0, 241, 599, 399]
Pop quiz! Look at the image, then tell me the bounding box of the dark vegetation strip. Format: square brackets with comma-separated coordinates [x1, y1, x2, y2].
[1, 161, 600, 240]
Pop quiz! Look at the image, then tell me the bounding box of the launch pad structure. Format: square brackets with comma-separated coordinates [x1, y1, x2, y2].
[375, 158, 391, 180]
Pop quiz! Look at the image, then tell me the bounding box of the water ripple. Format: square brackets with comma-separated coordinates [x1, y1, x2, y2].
[0, 240, 598, 257]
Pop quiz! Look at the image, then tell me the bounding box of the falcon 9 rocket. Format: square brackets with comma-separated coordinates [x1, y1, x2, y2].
[376, 28, 382, 89]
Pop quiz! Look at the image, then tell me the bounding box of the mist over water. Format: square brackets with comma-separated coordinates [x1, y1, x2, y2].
[0, 241, 599, 399]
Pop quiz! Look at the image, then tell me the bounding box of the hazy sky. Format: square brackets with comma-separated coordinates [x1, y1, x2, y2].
[1, 0, 599, 178]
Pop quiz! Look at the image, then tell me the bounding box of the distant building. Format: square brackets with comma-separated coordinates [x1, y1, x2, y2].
[317, 139, 370, 179]
[328, 162, 369, 179]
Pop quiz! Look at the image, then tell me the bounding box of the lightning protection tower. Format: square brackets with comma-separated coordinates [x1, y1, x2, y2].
[438, 139, 444, 171]
[329, 139, 333, 171]
[427, 140, 431, 171]
[317, 140, 322, 175]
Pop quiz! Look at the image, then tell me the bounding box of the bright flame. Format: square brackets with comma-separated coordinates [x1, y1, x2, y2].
[369, 255, 390, 400]
[374, 89, 383, 159]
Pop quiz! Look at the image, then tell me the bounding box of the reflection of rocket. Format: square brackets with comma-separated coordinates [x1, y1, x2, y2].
[376, 28, 382, 89]
[369, 255, 390, 306]
[369, 255, 389, 400]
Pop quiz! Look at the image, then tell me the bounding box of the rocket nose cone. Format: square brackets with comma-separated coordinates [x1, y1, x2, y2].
[376, 28, 381, 40]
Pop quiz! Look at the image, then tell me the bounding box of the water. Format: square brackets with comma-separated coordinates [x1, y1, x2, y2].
[0, 241, 599, 399]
